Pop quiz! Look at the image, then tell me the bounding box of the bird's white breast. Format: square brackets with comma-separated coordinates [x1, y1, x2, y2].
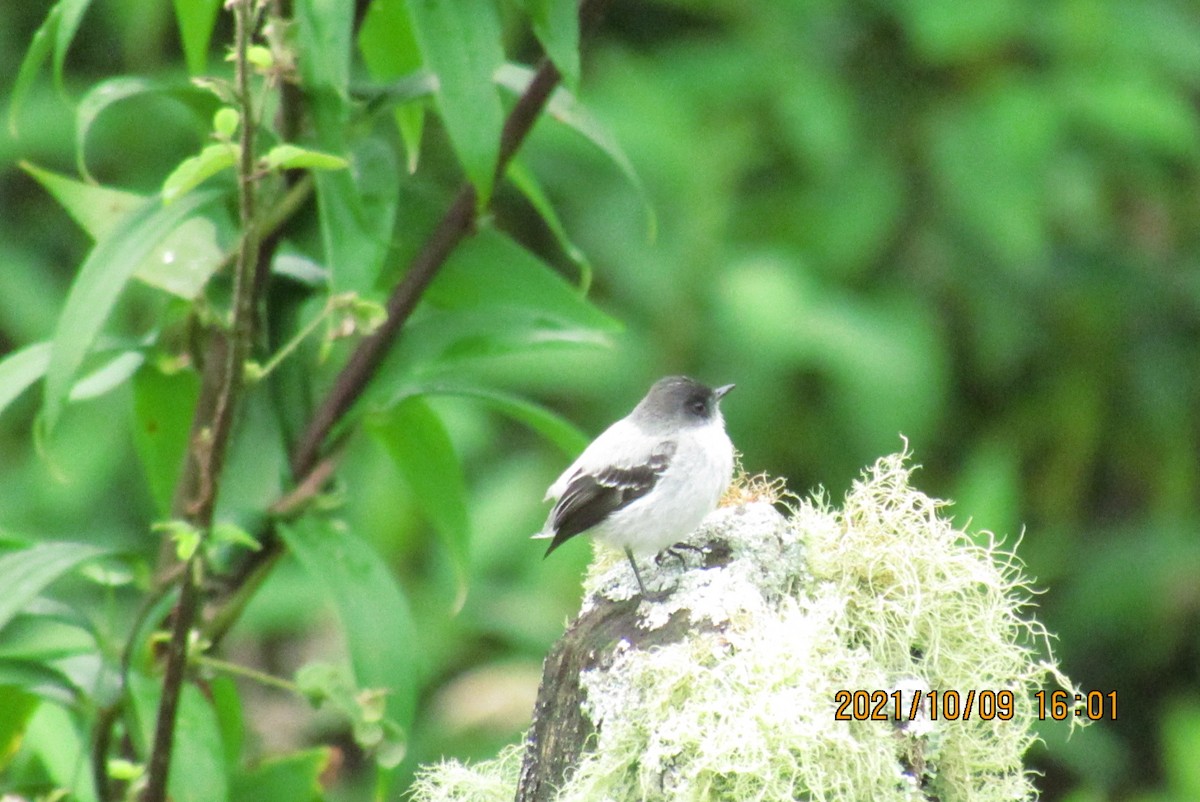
[589, 418, 734, 556]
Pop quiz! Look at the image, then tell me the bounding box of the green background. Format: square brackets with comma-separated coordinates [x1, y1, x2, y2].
[2, 1, 1199, 800]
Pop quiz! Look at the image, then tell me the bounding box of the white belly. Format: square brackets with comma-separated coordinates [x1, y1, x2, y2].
[589, 425, 733, 556]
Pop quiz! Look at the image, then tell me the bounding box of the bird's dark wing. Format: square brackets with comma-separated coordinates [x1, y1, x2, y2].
[544, 440, 677, 556]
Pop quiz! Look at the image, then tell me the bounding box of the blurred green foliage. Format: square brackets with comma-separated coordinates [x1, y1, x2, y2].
[1, 0, 1199, 800]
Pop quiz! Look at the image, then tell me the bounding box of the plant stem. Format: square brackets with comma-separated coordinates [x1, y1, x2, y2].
[289, 0, 610, 477]
[204, 0, 616, 653]
[196, 654, 300, 694]
[141, 1, 263, 800]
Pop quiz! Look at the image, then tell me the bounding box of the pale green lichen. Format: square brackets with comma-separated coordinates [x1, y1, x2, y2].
[410, 452, 1079, 802]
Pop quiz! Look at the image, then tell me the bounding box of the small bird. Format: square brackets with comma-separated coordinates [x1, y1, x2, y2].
[536, 376, 736, 598]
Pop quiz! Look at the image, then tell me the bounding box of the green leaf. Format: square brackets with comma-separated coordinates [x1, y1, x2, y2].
[295, 0, 353, 164]
[68, 350, 145, 402]
[75, 76, 213, 180]
[43, 187, 224, 429]
[132, 364, 200, 516]
[211, 521, 261, 552]
[381, 307, 612, 392]
[213, 107, 239, 138]
[296, 0, 353, 99]
[0, 614, 95, 662]
[407, 0, 505, 202]
[245, 45, 274, 70]
[0, 687, 39, 770]
[128, 672, 228, 802]
[370, 230, 617, 392]
[0, 541, 106, 632]
[154, 520, 202, 560]
[162, 142, 238, 203]
[518, 0, 580, 91]
[506, 159, 592, 291]
[0, 340, 141, 421]
[423, 382, 589, 456]
[1164, 699, 1200, 800]
[9, 5, 57, 135]
[0, 342, 51, 421]
[173, 0, 224, 75]
[136, 215, 228, 298]
[279, 517, 420, 734]
[0, 659, 79, 707]
[427, 228, 618, 332]
[209, 675, 244, 769]
[264, 144, 350, 171]
[1066, 73, 1200, 160]
[20, 161, 142, 240]
[22, 163, 228, 299]
[368, 397, 469, 608]
[313, 136, 399, 294]
[358, 0, 426, 172]
[892, 0, 1023, 64]
[230, 747, 330, 802]
[50, 0, 92, 88]
[107, 758, 144, 781]
[25, 702, 99, 802]
[7, 0, 93, 135]
[495, 63, 657, 240]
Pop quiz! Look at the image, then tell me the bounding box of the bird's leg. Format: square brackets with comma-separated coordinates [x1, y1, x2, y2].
[624, 547, 650, 597]
[626, 547, 674, 601]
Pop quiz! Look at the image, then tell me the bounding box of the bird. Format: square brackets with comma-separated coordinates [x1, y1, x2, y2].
[536, 376, 736, 598]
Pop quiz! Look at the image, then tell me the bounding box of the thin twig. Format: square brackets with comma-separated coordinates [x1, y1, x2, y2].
[289, 1, 595, 475]
[205, 0, 614, 658]
[289, 185, 476, 475]
[141, 1, 264, 799]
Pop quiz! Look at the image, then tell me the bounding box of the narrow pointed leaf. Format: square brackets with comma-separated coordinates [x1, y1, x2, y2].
[20, 161, 142, 240]
[263, 144, 349, 171]
[67, 351, 145, 401]
[426, 228, 618, 332]
[506, 159, 592, 291]
[421, 382, 589, 456]
[8, 0, 93, 135]
[407, 0, 504, 202]
[25, 702, 99, 802]
[0, 541, 106, 632]
[173, 0, 223, 75]
[9, 4, 60, 135]
[43, 187, 224, 429]
[162, 143, 238, 203]
[23, 163, 228, 300]
[518, 0, 580, 91]
[368, 397, 469, 606]
[358, 0, 426, 172]
[75, 77, 213, 180]
[279, 517, 420, 731]
[0, 343, 51, 421]
[496, 63, 657, 240]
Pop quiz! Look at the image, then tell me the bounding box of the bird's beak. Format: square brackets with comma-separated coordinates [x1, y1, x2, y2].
[714, 383, 735, 401]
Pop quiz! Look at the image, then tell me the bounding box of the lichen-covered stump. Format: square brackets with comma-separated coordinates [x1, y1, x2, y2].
[410, 454, 1080, 802]
[515, 538, 734, 800]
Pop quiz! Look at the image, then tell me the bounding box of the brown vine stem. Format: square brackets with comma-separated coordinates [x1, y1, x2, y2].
[289, 0, 611, 478]
[140, 1, 263, 800]
[202, 0, 615, 655]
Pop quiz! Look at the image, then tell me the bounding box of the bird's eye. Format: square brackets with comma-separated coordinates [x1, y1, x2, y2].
[689, 399, 707, 416]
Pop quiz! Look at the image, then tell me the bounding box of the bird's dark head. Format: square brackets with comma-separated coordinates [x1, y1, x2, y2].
[633, 376, 735, 428]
